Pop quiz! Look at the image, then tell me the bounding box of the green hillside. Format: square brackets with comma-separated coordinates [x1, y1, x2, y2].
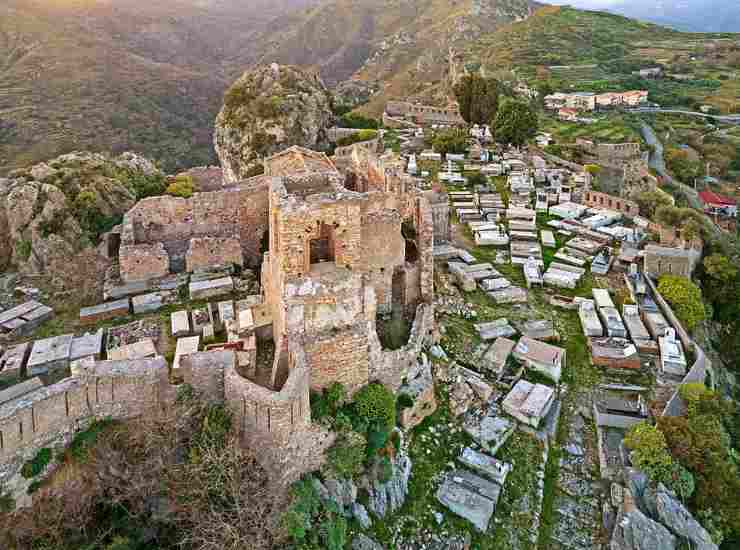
[466, 6, 740, 113]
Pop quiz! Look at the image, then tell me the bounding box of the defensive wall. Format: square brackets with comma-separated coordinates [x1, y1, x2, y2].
[0, 357, 169, 501]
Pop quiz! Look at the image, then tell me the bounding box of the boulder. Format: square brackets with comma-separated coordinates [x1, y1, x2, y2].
[643, 484, 717, 550]
[325, 477, 358, 516]
[214, 64, 334, 182]
[610, 508, 676, 550]
[352, 502, 372, 529]
[368, 453, 411, 518]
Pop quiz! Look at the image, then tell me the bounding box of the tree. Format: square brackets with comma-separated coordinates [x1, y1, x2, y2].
[493, 99, 538, 147]
[467, 172, 488, 188]
[635, 190, 673, 219]
[657, 275, 706, 331]
[432, 128, 468, 155]
[453, 74, 500, 125]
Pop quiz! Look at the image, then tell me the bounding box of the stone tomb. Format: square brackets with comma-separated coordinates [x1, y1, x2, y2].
[27, 334, 74, 376]
[0, 342, 31, 381]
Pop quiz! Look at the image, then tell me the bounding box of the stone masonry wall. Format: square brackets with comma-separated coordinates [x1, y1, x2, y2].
[185, 237, 243, 273]
[305, 326, 370, 393]
[118, 243, 170, 283]
[583, 191, 639, 217]
[369, 303, 435, 393]
[0, 357, 168, 496]
[224, 349, 311, 445]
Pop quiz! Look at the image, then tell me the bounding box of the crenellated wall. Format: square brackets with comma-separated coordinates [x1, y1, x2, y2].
[0, 357, 169, 500]
[224, 348, 311, 445]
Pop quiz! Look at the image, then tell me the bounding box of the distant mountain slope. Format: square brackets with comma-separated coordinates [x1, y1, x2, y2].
[554, 0, 740, 33]
[248, 0, 538, 111]
[0, 0, 312, 175]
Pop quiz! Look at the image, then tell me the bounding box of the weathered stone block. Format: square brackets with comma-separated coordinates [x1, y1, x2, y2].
[79, 298, 131, 325]
[189, 276, 233, 300]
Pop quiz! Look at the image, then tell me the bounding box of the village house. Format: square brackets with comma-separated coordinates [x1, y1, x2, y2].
[558, 108, 579, 122]
[699, 190, 737, 217]
[644, 244, 700, 279]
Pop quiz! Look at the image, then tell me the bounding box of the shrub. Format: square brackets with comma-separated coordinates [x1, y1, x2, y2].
[21, 447, 53, 479]
[336, 129, 378, 147]
[325, 432, 366, 479]
[353, 383, 396, 430]
[166, 175, 196, 198]
[339, 113, 379, 129]
[284, 476, 322, 543]
[65, 419, 115, 463]
[320, 515, 347, 550]
[657, 275, 706, 331]
[624, 422, 674, 483]
[310, 382, 347, 422]
[15, 239, 32, 261]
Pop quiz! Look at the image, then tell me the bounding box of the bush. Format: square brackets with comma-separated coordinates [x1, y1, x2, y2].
[336, 129, 378, 147]
[310, 382, 347, 422]
[65, 419, 115, 463]
[325, 432, 366, 479]
[657, 275, 706, 331]
[353, 383, 396, 431]
[624, 422, 674, 483]
[21, 447, 53, 479]
[166, 175, 196, 198]
[432, 128, 468, 155]
[339, 113, 379, 129]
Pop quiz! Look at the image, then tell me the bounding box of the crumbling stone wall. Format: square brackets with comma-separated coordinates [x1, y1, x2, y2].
[185, 237, 243, 273]
[369, 303, 435, 393]
[118, 243, 169, 283]
[119, 182, 269, 282]
[583, 191, 639, 217]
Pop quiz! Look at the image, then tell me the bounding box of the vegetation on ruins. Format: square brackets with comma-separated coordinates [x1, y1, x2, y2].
[336, 129, 379, 147]
[283, 476, 348, 550]
[656, 275, 706, 331]
[635, 189, 674, 219]
[431, 128, 469, 155]
[0, 389, 286, 550]
[165, 175, 197, 198]
[493, 99, 538, 147]
[453, 74, 501, 126]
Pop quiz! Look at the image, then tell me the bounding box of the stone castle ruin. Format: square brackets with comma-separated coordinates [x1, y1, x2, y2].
[1, 143, 437, 497]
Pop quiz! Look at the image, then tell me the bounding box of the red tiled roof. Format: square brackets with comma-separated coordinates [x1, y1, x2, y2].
[699, 190, 736, 206]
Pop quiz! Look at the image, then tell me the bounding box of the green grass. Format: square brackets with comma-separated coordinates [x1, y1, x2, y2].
[541, 114, 642, 145]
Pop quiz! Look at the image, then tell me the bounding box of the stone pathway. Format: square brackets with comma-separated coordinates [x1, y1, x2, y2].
[548, 402, 605, 550]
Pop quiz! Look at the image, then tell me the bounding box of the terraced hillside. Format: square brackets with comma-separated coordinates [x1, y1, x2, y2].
[463, 6, 740, 113]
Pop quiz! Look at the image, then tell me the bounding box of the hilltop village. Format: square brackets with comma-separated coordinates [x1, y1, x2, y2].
[0, 63, 738, 550]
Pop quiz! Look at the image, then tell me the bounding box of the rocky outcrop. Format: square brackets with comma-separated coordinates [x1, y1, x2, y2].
[611, 508, 676, 550]
[643, 484, 718, 550]
[367, 452, 412, 518]
[0, 152, 156, 285]
[213, 64, 334, 183]
[333, 79, 379, 109]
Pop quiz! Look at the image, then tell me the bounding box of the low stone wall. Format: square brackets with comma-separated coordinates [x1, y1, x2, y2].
[644, 276, 713, 417]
